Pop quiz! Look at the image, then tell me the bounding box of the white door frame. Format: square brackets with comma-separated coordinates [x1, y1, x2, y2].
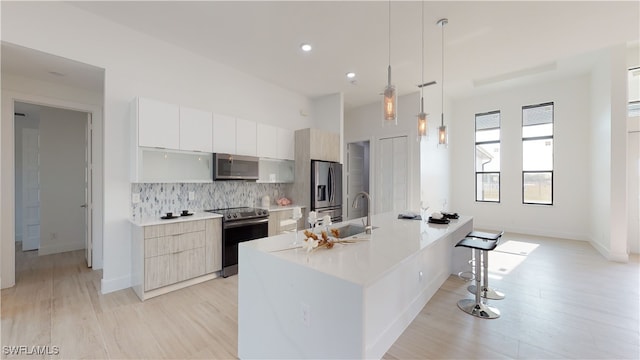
[1, 91, 103, 288]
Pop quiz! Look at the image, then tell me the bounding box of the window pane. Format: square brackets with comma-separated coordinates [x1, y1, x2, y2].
[476, 128, 500, 142]
[476, 173, 500, 202]
[523, 103, 553, 126]
[629, 101, 640, 117]
[522, 123, 553, 138]
[523, 139, 553, 170]
[476, 112, 500, 130]
[523, 172, 552, 204]
[476, 143, 500, 171]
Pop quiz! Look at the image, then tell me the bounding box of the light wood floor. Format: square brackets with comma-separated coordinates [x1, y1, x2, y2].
[1, 234, 638, 359]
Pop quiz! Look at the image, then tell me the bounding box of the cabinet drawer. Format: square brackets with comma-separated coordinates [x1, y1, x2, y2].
[144, 220, 206, 239]
[145, 254, 177, 291]
[176, 248, 206, 282]
[145, 231, 205, 258]
[144, 248, 206, 291]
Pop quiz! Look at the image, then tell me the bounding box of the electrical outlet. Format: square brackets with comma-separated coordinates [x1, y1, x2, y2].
[301, 303, 310, 327]
[188, 191, 195, 201]
[132, 193, 141, 204]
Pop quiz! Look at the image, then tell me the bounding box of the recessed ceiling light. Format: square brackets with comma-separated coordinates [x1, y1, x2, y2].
[346, 72, 356, 79]
[300, 43, 312, 52]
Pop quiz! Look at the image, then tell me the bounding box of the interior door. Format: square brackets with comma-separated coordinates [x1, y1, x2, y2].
[84, 113, 92, 267]
[376, 136, 408, 214]
[347, 143, 366, 219]
[22, 128, 40, 251]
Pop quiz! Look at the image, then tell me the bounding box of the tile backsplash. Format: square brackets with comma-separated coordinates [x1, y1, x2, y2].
[131, 182, 293, 219]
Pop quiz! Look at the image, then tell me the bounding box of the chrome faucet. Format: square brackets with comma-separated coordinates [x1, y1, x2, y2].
[352, 191, 372, 234]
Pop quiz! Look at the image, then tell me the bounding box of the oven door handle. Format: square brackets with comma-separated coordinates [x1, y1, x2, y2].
[223, 217, 269, 229]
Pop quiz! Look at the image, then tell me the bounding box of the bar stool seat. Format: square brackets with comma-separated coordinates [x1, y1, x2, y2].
[455, 237, 500, 319]
[467, 230, 504, 241]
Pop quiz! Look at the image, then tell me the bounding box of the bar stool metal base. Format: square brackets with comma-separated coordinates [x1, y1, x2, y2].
[457, 299, 501, 319]
[468, 285, 505, 300]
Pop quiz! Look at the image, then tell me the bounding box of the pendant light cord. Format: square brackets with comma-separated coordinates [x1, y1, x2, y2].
[440, 19, 445, 126]
[388, 0, 391, 67]
[420, 0, 424, 111]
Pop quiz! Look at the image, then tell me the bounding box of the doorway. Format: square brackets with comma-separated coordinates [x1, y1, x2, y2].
[14, 102, 92, 266]
[346, 141, 370, 220]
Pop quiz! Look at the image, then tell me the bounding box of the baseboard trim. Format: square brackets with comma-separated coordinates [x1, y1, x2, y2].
[101, 274, 132, 294]
[38, 242, 84, 256]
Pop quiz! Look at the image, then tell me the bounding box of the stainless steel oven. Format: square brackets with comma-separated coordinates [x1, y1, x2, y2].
[205, 207, 269, 277]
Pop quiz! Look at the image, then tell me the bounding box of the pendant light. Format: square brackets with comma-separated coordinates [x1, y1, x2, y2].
[417, 0, 427, 140]
[383, 0, 397, 125]
[437, 18, 448, 147]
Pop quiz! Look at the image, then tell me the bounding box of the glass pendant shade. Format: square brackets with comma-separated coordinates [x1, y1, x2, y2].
[383, 66, 397, 124]
[438, 124, 448, 146]
[417, 112, 428, 139]
[417, 96, 427, 139]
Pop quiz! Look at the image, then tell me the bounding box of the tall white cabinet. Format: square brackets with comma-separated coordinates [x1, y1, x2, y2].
[236, 118, 257, 156]
[136, 97, 180, 149]
[179, 106, 213, 153]
[212, 113, 236, 154]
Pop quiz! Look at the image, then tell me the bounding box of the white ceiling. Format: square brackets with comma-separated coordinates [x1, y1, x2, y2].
[4, 1, 640, 110]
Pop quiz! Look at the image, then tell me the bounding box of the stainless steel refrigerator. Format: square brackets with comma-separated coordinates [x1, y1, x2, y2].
[311, 160, 343, 223]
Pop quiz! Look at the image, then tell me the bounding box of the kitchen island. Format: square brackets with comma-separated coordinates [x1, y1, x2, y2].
[238, 212, 472, 359]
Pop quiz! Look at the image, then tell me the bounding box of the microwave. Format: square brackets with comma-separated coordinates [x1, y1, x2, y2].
[212, 153, 259, 180]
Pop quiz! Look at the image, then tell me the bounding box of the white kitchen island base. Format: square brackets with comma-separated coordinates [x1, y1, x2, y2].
[238, 213, 472, 359]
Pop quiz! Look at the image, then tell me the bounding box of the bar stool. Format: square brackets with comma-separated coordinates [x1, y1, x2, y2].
[466, 230, 505, 301]
[455, 237, 500, 319]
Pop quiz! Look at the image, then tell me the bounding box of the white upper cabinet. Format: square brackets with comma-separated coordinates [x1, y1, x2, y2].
[276, 128, 295, 160]
[236, 118, 257, 156]
[257, 123, 277, 158]
[179, 106, 213, 153]
[213, 114, 236, 154]
[137, 97, 180, 149]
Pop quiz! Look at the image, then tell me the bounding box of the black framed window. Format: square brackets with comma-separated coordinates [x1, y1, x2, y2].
[522, 102, 553, 205]
[475, 111, 500, 202]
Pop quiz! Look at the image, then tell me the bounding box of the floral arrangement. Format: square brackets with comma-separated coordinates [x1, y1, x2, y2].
[301, 228, 366, 253]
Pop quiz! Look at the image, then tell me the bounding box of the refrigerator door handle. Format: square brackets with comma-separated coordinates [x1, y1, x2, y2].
[329, 166, 335, 203]
[327, 167, 332, 203]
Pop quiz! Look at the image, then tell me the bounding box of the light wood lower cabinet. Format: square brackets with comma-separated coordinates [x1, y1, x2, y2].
[132, 217, 222, 300]
[268, 208, 305, 236]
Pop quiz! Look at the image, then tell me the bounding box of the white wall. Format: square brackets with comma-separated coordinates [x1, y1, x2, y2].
[38, 106, 87, 255]
[590, 45, 629, 261]
[345, 89, 444, 215]
[451, 74, 592, 240]
[1, 2, 312, 292]
[628, 118, 640, 254]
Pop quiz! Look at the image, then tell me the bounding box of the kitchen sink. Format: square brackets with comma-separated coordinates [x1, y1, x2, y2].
[332, 224, 378, 238]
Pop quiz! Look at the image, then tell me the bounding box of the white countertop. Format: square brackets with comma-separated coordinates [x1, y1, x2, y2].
[240, 212, 472, 286]
[262, 204, 307, 212]
[130, 211, 222, 227]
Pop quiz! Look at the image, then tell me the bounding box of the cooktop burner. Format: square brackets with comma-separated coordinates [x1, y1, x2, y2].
[205, 207, 268, 221]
